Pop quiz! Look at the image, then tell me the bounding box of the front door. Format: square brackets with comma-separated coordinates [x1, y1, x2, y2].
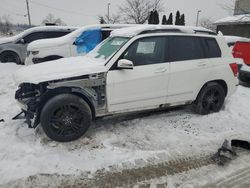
[107, 36, 170, 113]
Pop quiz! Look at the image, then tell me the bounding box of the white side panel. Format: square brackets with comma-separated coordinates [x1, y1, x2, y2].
[107, 63, 170, 112]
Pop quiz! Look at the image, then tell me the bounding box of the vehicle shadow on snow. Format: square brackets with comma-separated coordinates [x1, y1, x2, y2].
[37, 105, 193, 149]
[240, 81, 250, 88]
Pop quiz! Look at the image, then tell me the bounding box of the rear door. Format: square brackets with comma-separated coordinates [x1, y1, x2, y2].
[167, 36, 220, 104]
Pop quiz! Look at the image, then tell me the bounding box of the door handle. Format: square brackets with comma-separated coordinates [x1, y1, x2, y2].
[155, 68, 167, 73]
[197, 62, 207, 67]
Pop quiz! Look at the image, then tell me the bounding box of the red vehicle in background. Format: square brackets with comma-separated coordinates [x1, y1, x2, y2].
[224, 36, 250, 83]
[233, 41, 250, 82]
[233, 41, 250, 66]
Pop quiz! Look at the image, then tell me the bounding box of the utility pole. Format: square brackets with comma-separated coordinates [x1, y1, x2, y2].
[26, 0, 31, 27]
[196, 10, 201, 27]
[107, 3, 111, 24]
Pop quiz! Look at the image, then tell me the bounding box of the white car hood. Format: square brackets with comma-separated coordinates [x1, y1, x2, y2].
[14, 56, 107, 85]
[28, 37, 69, 50]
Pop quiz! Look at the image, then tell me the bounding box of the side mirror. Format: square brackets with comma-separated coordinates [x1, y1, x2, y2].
[117, 59, 134, 70]
[17, 39, 25, 44]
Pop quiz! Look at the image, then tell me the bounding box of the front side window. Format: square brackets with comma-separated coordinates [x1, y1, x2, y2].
[121, 37, 167, 66]
[88, 37, 129, 60]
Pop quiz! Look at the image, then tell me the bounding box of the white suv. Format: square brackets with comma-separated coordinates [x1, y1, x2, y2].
[14, 25, 238, 142]
[25, 24, 135, 65]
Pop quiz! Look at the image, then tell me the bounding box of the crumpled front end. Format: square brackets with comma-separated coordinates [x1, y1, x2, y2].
[15, 83, 46, 128]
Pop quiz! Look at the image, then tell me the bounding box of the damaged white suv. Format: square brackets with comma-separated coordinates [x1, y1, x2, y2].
[14, 25, 238, 142]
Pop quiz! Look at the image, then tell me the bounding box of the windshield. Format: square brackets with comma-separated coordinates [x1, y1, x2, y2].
[87, 37, 129, 60]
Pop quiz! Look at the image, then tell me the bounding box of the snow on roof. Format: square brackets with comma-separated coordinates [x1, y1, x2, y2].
[0, 26, 79, 43]
[214, 14, 250, 25]
[111, 25, 214, 38]
[224, 35, 250, 43]
[28, 24, 137, 50]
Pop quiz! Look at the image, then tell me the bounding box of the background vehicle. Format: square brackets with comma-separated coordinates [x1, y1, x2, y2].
[25, 24, 135, 65]
[14, 25, 238, 142]
[224, 35, 250, 82]
[0, 26, 78, 64]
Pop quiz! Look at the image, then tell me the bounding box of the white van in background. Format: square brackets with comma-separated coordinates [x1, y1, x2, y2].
[25, 24, 135, 65]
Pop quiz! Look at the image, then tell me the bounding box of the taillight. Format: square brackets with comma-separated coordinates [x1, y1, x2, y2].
[230, 63, 238, 77]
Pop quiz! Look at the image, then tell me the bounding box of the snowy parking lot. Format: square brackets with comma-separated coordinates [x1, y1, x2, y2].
[1, 63, 250, 187]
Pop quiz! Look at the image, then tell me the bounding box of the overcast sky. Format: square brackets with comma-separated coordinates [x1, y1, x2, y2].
[0, 0, 234, 26]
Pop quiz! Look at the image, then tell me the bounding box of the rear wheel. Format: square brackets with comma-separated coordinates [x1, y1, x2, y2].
[193, 83, 225, 115]
[0, 51, 21, 64]
[40, 94, 92, 142]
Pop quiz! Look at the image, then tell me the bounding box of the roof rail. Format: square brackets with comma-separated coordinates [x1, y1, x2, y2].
[138, 28, 216, 36]
[194, 30, 217, 35]
[139, 29, 182, 35]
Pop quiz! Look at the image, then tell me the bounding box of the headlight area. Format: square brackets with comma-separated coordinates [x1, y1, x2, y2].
[27, 50, 39, 57]
[15, 83, 44, 128]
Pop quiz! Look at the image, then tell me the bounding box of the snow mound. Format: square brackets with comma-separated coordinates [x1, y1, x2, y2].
[214, 14, 250, 25]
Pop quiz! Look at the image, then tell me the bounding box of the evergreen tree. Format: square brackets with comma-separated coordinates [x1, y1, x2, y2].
[175, 11, 181, 25]
[148, 11, 154, 24]
[99, 17, 106, 24]
[180, 14, 185, 25]
[162, 15, 167, 25]
[167, 13, 173, 25]
[153, 10, 160, 24]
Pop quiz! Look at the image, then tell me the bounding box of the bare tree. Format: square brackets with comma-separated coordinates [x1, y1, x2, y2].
[220, 0, 249, 15]
[199, 18, 216, 32]
[118, 0, 164, 24]
[0, 15, 13, 35]
[98, 14, 121, 24]
[42, 13, 66, 26]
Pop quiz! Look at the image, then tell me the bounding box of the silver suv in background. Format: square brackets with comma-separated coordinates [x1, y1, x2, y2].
[0, 26, 78, 64]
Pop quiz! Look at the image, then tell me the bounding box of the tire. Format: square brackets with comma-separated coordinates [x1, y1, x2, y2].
[40, 94, 92, 142]
[0, 51, 21, 64]
[193, 83, 225, 115]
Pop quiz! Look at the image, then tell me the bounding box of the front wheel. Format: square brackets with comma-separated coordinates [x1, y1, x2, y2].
[0, 51, 21, 64]
[193, 83, 225, 115]
[40, 94, 92, 142]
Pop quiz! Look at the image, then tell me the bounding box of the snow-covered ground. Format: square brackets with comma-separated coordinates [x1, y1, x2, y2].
[1, 63, 250, 186]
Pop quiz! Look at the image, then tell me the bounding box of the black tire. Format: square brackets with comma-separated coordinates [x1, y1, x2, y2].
[40, 94, 92, 142]
[0, 51, 21, 64]
[193, 83, 225, 115]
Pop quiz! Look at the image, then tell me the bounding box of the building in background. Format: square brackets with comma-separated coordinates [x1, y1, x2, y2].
[214, 0, 250, 38]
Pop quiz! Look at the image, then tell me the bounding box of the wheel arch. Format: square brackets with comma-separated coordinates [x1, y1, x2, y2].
[0, 50, 21, 64]
[37, 87, 96, 122]
[196, 79, 228, 101]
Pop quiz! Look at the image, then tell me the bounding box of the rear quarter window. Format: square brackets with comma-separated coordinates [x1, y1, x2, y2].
[203, 38, 222, 58]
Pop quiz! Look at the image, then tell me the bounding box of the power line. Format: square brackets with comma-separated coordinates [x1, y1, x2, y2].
[29, 0, 94, 17]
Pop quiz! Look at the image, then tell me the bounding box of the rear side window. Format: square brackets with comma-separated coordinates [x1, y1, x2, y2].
[168, 36, 205, 62]
[44, 31, 71, 38]
[203, 38, 221, 58]
[23, 32, 46, 43]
